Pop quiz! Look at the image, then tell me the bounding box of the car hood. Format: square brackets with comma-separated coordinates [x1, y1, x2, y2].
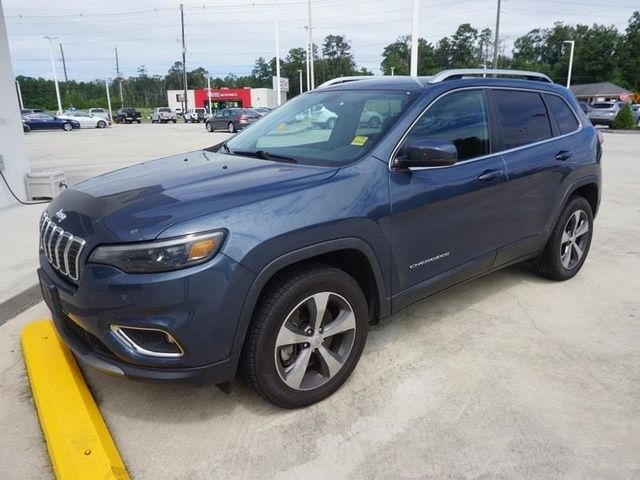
[47, 150, 339, 243]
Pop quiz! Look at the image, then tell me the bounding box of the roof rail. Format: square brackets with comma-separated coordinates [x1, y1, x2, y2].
[317, 76, 374, 88]
[429, 69, 553, 84]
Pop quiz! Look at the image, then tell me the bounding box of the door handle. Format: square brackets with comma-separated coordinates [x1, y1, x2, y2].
[477, 169, 504, 181]
[555, 150, 572, 161]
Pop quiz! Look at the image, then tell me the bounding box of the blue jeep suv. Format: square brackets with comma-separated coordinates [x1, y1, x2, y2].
[38, 69, 602, 408]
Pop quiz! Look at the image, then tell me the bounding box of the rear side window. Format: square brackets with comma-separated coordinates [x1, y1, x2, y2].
[403, 90, 490, 161]
[493, 90, 552, 150]
[545, 95, 579, 135]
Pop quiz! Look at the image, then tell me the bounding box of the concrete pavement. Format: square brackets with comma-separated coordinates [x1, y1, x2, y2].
[1, 129, 639, 479]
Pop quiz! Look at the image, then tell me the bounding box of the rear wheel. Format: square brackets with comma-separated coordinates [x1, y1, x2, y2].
[537, 196, 593, 280]
[228, 122, 236, 133]
[243, 265, 369, 408]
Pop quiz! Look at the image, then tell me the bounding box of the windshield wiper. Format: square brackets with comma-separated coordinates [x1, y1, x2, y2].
[232, 149, 297, 163]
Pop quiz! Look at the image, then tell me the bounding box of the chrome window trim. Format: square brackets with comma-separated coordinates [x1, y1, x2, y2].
[388, 86, 584, 171]
[110, 325, 184, 358]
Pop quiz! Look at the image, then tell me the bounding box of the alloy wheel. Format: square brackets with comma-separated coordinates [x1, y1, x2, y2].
[560, 210, 589, 269]
[274, 292, 356, 391]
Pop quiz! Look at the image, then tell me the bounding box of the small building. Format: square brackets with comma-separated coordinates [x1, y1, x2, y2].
[167, 87, 281, 112]
[570, 82, 631, 104]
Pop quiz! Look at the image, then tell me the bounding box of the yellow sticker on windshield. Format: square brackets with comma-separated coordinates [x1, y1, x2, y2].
[351, 136, 368, 146]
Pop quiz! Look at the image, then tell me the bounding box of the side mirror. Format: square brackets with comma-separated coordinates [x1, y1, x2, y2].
[394, 138, 458, 169]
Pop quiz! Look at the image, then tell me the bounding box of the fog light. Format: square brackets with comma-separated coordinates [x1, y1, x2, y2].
[110, 325, 184, 358]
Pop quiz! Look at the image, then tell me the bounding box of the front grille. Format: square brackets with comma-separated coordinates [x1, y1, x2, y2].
[40, 213, 86, 281]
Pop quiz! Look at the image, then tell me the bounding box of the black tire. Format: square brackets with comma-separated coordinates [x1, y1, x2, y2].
[228, 122, 236, 133]
[537, 196, 593, 281]
[206, 122, 213, 132]
[172, 119, 177, 124]
[23, 124, 31, 133]
[136, 119, 141, 124]
[97, 120, 106, 128]
[243, 265, 369, 408]
[62, 123, 72, 131]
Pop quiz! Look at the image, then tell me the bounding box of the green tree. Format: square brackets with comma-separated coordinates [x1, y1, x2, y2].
[620, 11, 640, 90]
[450, 23, 478, 67]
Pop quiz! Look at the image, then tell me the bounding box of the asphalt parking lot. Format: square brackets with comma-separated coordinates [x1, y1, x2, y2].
[1, 126, 639, 479]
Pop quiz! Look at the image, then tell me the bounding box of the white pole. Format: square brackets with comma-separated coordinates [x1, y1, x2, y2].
[45, 35, 63, 114]
[564, 40, 575, 88]
[15, 80, 23, 109]
[391, 66, 395, 76]
[298, 69, 303, 94]
[207, 75, 212, 114]
[105, 80, 113, 122]
[275, 0, 282, 106]
[410, 0, 419, 77]
[305, 26, 311, 91]
[307, 0, 315, 89]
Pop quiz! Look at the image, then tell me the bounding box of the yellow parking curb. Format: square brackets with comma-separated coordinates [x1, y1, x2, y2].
[21, 320, 129, 480]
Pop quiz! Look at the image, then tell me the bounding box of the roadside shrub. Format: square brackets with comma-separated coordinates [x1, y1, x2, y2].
[611, 104, 636, 129]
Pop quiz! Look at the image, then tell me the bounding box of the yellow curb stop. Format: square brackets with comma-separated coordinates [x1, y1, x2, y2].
[21, 320, 129, 480]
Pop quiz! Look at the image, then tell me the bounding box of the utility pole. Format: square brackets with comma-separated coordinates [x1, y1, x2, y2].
[115, 47, 123, 107]
[563, 40, 575, 87]
[180, 4, 188, 114]
[105, 80, 113, 122]
[410, 0, 419, 77]
[298, 69, 303, 94]
[15, 80, 23, 109]
[59, 43, 68, 83]
[275, 0, 282, 106]
[44, 36, 63, 114]
[307, 0, 314, 89]
[492, 0, 501, 69]
[305, 26, 311, 91]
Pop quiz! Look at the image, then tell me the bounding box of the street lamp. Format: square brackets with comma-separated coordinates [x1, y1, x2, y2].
[563, 40, 575, 88]
[44, 35, 63, 114]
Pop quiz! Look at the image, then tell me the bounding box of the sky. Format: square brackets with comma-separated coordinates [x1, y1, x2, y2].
[3, 0, 638, 81]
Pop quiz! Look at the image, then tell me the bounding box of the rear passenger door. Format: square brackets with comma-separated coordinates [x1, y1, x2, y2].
[488, 89, 578, 265]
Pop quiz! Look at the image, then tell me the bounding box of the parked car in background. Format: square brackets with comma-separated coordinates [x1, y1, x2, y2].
[184, 108, 207, 123]
[253, 107, 272, 117]
[114, 107, 142, 124]
[175, 107, 183, 117]
[359, 108, 385, 128]
[578, 102, 592, 115]
[588, 101, 622, 126]
[58, 111, 110, 129]
[22, 113, 80, 131]
[631, 105, 640, 126]
[151, 107, 177, 124]
[205, 108, 260, 132]
[88, 108, 110, 121]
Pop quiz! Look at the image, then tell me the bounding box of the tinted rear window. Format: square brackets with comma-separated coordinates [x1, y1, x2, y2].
[545, 95, 579, 135]
[591, 103, 615, 109]
[493, 90, 552, 150]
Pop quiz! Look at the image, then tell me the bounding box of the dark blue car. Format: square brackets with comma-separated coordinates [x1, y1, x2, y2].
[22, 112, 80, 132]
[38, 69, 602, 408]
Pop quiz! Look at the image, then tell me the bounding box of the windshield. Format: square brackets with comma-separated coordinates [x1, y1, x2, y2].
[225, 89, 418, 166]
[159, 108, 171, 112]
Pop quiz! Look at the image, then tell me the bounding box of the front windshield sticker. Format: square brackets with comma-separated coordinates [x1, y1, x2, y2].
[351, 136, 368, 146]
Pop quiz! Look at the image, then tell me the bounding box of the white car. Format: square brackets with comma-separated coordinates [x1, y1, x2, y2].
[151, 107, 177, 123]
[58, 111, 110, 129]
[88, 108, 110, 121]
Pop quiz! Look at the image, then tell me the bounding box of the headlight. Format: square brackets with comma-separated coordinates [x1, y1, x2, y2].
[88, 231, 225, 273]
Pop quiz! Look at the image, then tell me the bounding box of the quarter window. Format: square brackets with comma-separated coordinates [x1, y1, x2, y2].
[402, 90, 489, 161]
[545, 94, 579, 135]
[493, 90, 552, 150]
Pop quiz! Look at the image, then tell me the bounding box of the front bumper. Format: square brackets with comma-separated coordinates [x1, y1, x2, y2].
[38, 251, 255, 382]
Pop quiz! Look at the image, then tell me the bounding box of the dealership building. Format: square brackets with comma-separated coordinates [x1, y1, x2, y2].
[167, 87, 282, 112]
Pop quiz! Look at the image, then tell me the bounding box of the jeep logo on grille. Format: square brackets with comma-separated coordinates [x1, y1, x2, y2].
[55, 209, 67, 222]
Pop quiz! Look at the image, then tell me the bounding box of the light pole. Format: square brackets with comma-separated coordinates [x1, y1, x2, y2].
[44, 36, 62, 114]
[105, 80, 113, 123]
[390, 66, 395, 76]
[563, 40, 575, 88]
[298, 69, 303, 94]
[274, 0, 282, 106]
[410, 0, 419, 77]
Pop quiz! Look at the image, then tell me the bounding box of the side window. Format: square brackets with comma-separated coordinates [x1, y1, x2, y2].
[493, 90, 552, 150]
[545, 94, 579, 135]
[402, 90, 489, 162]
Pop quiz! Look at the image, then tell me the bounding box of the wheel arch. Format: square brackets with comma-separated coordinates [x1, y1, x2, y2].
[229, 238, 390, 366]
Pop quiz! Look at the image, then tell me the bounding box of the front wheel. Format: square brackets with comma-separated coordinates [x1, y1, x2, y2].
[243, 266, 369, 408]
[228, 122, 236, 133]
[537, 196, 593, 280]
[326, 117, 336, 129]
[206, 122, 213, 132]
[97, 120, 106, 128]
[62, 123, 73, 131]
